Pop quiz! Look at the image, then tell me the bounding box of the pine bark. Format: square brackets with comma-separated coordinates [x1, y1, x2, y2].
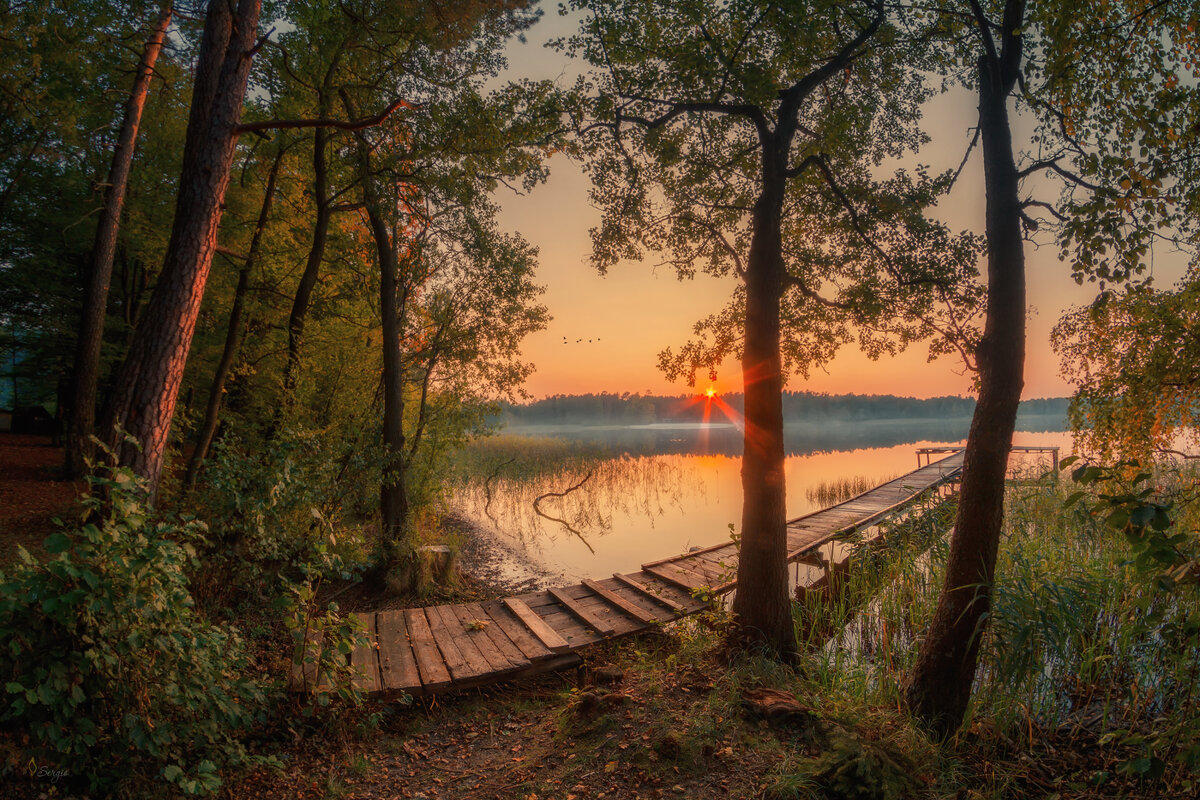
[184, 145, 286, 487]
[904, 1, 1026, 736]
[103, 0, 262, 497]
[67, 2, 171, 477]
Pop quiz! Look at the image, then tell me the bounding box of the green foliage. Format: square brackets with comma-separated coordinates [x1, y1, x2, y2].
[0, 465, 269, 796]
[194, 425, 378, 572]
[562, 0, 983, 384]
[1060, 457, 1200, 780]
[807, 730, 920, 800]
[1031, 1, 1199, 286]
[1054, 279, 1200, 461]
[278, 570, 372, 716]
[0, 1, 189, 408]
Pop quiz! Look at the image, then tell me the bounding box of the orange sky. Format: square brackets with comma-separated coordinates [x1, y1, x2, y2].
[495, 12, 1186, 401]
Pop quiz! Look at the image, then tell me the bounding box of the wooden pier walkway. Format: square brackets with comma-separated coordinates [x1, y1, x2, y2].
[297, 450, 966, 698]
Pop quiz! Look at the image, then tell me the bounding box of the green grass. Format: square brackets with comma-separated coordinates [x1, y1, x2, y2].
[786, 462, 1200, 795]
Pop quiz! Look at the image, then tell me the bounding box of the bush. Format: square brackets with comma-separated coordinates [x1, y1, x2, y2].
[0, 465, 270, 796]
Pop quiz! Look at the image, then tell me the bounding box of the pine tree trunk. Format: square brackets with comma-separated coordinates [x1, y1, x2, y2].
[184, 145, 285, 487]
[103, 0, 261, 498]
[67, 2, 171, 477]
[904, 35, 1026, 736]
[730, 176, 796, 659]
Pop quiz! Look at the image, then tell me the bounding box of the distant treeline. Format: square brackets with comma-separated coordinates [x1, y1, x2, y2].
[499, 391, 1070, 427]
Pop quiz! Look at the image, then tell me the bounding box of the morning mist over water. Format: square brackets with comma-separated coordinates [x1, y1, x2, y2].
[495, 391, 1071, 457]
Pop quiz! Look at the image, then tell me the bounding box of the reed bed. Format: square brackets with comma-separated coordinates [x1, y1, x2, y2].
[448, 434, 707, 547]
[802, 462, 1200, 789]
[805, 473, 893, 506]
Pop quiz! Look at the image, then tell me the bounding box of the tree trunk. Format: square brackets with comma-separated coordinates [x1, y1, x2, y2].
[184, 145, 286, 488]
[369, 204, 410, 560]
[102, 0, 261, 498]
[276, 126, 331, 421]
[730, 176, 796, 659]
[66, 2, 172, 477]
[904, 34, 1026, 737]
[345, 90, 413, 580]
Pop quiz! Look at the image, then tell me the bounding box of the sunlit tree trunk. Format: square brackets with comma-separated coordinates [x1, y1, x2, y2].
[184, 145, 285, 488]
[905, 5, 1026, 735]
[67, 2, 171, 477]
[103, 0, 261, 498]
[730, 172, 796, 659]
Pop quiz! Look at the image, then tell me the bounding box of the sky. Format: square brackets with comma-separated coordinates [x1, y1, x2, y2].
[493, 8, 1184, 401]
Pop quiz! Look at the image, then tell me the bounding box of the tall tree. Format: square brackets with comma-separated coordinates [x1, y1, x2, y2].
[567, 0, 980, 656]
[184, 143, 289, 487]
[67, 2, 173, 477]
[1, 1, 183, 419]
[103, 0, 262, 495]
[333, 5, 558, 583]
[904, 0, 1027, 737]
[904, 0, 1200, 735]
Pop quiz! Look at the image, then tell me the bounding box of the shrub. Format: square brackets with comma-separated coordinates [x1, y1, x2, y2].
[0, 465, 270, 796]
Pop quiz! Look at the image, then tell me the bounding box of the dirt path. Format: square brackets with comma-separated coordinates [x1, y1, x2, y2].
[0, 433, 83, 564]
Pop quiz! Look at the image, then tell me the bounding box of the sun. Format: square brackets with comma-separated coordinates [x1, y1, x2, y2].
[705, 386, 716, 398]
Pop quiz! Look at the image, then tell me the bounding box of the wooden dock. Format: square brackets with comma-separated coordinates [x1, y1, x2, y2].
[295, 450, 965, 698]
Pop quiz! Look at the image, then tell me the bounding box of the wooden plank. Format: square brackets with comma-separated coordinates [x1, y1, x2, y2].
[661, 554, 719, 584]
[582, 578, 660, 625]
[600, 579, 677, 622]
[502, 597, 570, 652]
[612, 572, 687, 613]
[449, 603, 521, 673]
[559, 585, 645, 636]
[688, 551, 737, 581]
[348, 613, 380, 694]
[464, 602, 530, 669]
[376, 610, 421, 692]
[672, 555, 727, 583]
[403, 608, 452, 689]
[425, 605, 490, 681]
[549, 586, 619, 636]
[517, 597, 598, 642]
[481, 600, 554, 661]
[642, 539, 738, 568]
[644, 560, 706, 592]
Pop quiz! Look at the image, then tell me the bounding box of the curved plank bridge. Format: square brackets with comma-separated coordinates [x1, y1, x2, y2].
[295, 449, 966, 698]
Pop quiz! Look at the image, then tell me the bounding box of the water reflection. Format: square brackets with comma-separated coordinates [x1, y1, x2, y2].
[451, 421, 1072, 583]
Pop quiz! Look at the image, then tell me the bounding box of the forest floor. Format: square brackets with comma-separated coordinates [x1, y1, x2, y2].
[0, 433, 83, 566]
[0, 433, 1161, 800]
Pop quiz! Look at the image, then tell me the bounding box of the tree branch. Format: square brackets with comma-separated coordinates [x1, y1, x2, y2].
[782, 273, 854, 310]
[533, 472, 597, 554]
[615, 94, 771, 143]
[235, 97, 419, 134]
[680, 214, 746, 279]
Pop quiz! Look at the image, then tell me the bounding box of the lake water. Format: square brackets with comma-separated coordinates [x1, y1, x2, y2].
[451, 418, 1074, 585]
